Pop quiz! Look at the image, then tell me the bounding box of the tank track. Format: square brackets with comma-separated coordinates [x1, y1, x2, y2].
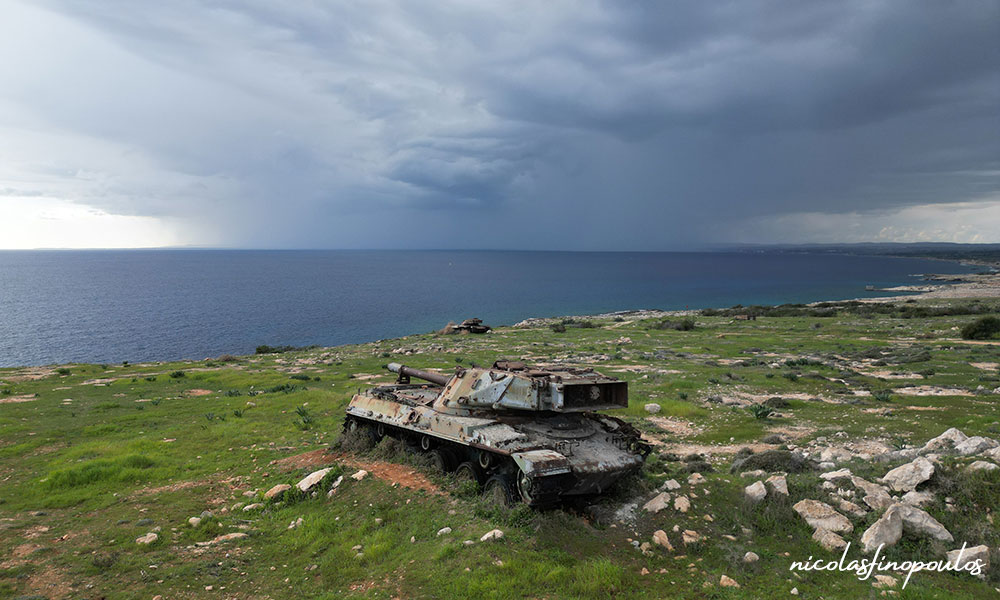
[344, 415, 563, 507]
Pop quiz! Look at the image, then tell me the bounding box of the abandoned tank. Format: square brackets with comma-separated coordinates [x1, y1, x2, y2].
[344, 360, 650, 506]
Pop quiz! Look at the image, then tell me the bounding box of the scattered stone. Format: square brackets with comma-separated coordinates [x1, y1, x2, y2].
[199, 510, 213, 519]
[662, 479, 681, 491]
[374, 518, 383, 525]
[838, 500, 866, 517]
[640, 567, 650, 576]
[288, 517, 303, 529]
[652, 530, 673, 551]
[687, 473, 705, 485]
[766, 475, 789, 496]
[136, 518, 154, 526]
[682, 530, 702, 545]
[967, 460, 998, 472]
[955, 436, 998, 456]
[921, 428, 968, 453]
[719, 575, 740, 588]
[873, 574, 897, 589]
[896, 504, 953, 542]
[243, 503, 263, 512]
[880, 457, 934, 492]
[900, 490, 934, 507]
[812, 528, 848, 551]
[790, 587, 799, 595]
[946, 545, 990, 578]
[740, 469, 767, 478]
[135, 533, 158, 545]
[480, 529, 504, 542]
[188, 517, 202, 527]
[861, 506, 903, 553]
[793, 500, 852, 534]
[817, 447, 853, 464]
[744, 481, 767, 503]
[437, 527, 452, 536]
[643, 492, 671, 513]
[351, 469, 368, 481]
[743, 551, 759, 563]
[851, 476, 894, 511]
[195, 532, 248, 546]
[644, 403, 662, 414]
[820, 468, 853, 481]
[674, 495, 691, 513]
[264, 484, 291, 500]
[296, 468, 332, 492]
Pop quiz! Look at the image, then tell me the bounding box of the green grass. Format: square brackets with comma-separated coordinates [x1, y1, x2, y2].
[0, 297, 998, 598]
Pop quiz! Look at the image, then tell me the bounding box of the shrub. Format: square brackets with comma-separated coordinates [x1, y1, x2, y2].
[731, 450, 815, 473]
[961, 316, 1000, 340]
[168, 371, 185, 379]
[651, 318, 696, 331]
[748, 404, 775, 420]
[264, 383, 300, 394]
[56, 368, 71, 376]
[255, 344, 314, 355]
[872, 389, 893, 402]
[289, 374, 312, 381]
[764, 396, 790, 409]
[550, 323, 567, 333]
[295, 406, 314, 430]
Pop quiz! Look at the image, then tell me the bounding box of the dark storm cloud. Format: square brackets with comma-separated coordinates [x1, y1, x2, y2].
[1, 0, 997, 248]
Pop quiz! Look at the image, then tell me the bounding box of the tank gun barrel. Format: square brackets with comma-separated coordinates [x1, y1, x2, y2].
[387, 363, 451, 386]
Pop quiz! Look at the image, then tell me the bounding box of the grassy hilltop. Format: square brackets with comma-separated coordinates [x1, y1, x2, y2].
[2, 298, 999, 599]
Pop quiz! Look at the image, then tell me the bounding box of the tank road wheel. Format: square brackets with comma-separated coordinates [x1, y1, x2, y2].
[478, 451, 494, 470]
[430, 448, 457, 473]
[454, 461, 485, 488]
[516, 471, 537, 505]
[483, 474, 519, 508]
[346, 418, 380, 448]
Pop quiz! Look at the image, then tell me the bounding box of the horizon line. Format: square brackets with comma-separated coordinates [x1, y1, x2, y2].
[2, 242, 1000, 253]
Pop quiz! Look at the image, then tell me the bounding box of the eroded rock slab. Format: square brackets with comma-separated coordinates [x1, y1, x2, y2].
[793, 500, 852, 534]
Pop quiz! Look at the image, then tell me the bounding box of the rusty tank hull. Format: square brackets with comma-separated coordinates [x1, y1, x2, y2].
[344, 360, 649, 506]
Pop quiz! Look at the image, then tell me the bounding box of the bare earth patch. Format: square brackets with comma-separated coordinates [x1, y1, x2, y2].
[646, 416, 700, 437]
[971, 362, 998, 371]
[184, 388, 214, 397]
[26, 565, 75, 600]
[0, 394, 37, 404]
[274, 449, 441, 493]
[2, 367, 56, 382]
[856, 369, 922, 379]
[893, 385, 973, 397]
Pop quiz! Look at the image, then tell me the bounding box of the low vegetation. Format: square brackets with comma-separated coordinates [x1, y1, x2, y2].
[0, 297, 998, 598]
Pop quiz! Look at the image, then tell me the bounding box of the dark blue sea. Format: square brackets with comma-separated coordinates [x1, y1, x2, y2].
[0, 250, 982, 366]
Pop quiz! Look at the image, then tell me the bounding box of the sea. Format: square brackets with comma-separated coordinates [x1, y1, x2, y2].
[0, 250, 983, 367]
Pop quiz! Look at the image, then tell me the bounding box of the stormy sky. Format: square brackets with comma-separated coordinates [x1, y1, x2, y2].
[0, 1, 998, 249]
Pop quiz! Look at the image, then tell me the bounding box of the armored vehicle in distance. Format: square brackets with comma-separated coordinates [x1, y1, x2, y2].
[344, 360, 649, 506]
